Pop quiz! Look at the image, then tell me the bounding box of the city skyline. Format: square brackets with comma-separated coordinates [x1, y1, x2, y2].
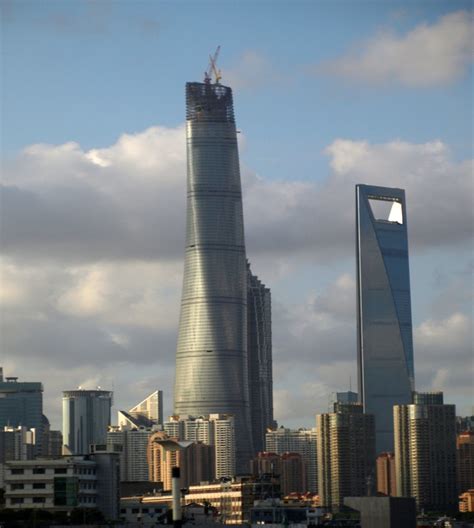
[1, 1, 472, 430]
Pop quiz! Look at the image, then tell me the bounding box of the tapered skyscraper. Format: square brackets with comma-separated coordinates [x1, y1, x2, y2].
[174, 80, 253, 471]
[356, 184, 414, 454]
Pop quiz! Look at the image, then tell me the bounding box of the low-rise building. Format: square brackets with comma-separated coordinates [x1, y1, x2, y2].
[182, 476, 280, 525]
[120, 497, 169, 526]
[250, 498, 324, 527]
[4, 453, 120, 520]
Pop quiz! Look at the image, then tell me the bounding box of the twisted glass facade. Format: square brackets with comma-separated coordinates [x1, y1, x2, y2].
[356, 184, 414, 454]
[174, 82, 253, 471]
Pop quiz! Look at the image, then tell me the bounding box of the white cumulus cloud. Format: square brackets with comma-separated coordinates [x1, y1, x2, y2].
[320, 10, 473, 86]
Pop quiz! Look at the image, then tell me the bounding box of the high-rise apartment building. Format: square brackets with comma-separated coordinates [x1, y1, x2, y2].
[356, 184, 415, 453]
[265, 427, 317, 493]
[247, 262, 274, 455]
[394, 392, 457, 511]
[0, 369, 43, 452]
[62, 389, 112, 454]
[316, 403, 375, 511]
[174, 79, 253, 472]
[457, 432, 474, 494]
[376, 452, 397, 496]
[107, 425, 156, 482]
[147, 432, 214, 490]
[164, 414, 235, 479]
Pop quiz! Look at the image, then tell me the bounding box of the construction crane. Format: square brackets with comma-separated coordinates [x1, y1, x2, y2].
[204, 46, 222, 84]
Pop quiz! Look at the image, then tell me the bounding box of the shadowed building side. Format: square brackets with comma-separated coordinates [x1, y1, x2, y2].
[174, 81, 253, 472]
[247, 262, 274, 455]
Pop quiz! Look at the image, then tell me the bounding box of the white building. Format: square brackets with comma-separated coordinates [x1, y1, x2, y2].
[107, 425, 156, 482]
[265, 428, 317, 493]
[164, 414, 235, 479]
[118, 390, 163, 429]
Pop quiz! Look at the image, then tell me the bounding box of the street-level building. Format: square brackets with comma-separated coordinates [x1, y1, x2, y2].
[4, 454, 120, 520]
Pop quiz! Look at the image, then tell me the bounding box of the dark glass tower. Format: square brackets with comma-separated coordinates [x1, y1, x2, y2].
[247, 262, 274, 454]
[356, 184, 415, 454]
[174, 82, 253, 471]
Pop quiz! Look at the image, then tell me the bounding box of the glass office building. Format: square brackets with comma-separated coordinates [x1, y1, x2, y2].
[0, 369, 43, 452]
[174, 81, 253, 472]
[62, 389, 112, 454]
[356, 184, 414, 454]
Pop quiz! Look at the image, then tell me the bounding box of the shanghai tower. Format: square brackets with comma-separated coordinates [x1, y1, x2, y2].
[174, 78, 253, 471]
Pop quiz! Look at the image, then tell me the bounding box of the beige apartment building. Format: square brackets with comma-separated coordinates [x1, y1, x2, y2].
[376, 452, 397, 496]
[147, 432, 214, 490]
[394, 392, 457, 512]
[316, 402, 375, 511]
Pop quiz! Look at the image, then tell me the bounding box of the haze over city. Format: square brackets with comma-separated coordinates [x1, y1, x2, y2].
[1, 0, 472, 432]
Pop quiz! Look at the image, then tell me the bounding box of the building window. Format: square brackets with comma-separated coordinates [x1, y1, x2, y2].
[11, 469, 24, 475]
[10, 483, 24, 490]
[54, 468, 67, 474]
[132, 508, 139, 514]
[120, 509, 126, 514]
[142, 508, 149, 513]
[33, 468, 46, 474]
[33, 483, 46, 489]
[33, 497, 46, 503]
[11, 498, 24, 504]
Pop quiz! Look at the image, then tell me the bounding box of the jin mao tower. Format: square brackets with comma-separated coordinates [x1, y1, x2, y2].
[174, 69, 253, 471]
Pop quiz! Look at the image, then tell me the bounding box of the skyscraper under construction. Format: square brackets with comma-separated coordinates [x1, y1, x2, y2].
[174, 77, 253, 471]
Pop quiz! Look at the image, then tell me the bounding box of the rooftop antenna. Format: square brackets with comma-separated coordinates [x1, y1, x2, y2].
[204, 46, 222, 84]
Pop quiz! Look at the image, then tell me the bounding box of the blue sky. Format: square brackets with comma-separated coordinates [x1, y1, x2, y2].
[1, 0, 472, 428]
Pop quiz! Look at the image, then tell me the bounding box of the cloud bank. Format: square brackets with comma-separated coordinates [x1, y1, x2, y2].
[320, 10, 473, 86]
[1, 124, 472, 428]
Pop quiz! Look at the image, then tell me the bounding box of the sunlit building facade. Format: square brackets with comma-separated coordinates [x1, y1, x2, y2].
[394, 392, 457, 511]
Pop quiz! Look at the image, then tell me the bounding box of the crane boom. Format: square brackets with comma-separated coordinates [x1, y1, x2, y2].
[204, 46, 222, 84]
